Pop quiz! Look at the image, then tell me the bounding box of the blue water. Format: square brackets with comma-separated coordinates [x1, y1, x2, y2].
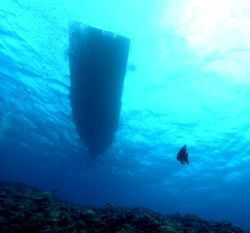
[1, 0, 250, 230]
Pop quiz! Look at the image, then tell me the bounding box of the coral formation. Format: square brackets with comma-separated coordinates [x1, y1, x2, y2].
[0, 182, 247, 233]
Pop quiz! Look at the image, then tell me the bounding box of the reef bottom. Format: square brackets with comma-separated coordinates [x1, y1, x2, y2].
[0, 181, 247, 233]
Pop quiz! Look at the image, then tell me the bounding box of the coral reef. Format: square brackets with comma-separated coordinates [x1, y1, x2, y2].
[0, 182, 247, 233]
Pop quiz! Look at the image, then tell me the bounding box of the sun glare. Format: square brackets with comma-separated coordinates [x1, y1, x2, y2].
[160, 0, 250, 83]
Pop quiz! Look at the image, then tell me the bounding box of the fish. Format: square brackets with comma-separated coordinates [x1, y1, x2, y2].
[177, 145, 189, 165]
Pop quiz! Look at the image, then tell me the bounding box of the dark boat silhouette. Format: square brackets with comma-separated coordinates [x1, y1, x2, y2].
[69, 23, 130, 155]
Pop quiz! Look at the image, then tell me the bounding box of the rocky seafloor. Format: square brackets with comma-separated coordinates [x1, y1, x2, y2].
[0, 182, 248, 233]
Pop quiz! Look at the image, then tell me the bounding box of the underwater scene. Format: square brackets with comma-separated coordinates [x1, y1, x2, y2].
[0, 0, 250, 232]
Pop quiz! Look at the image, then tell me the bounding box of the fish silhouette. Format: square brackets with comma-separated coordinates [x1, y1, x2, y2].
[177, 145, 189, 164]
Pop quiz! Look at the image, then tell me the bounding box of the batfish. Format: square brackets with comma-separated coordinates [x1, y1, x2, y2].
[177, 145, 189, 164]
